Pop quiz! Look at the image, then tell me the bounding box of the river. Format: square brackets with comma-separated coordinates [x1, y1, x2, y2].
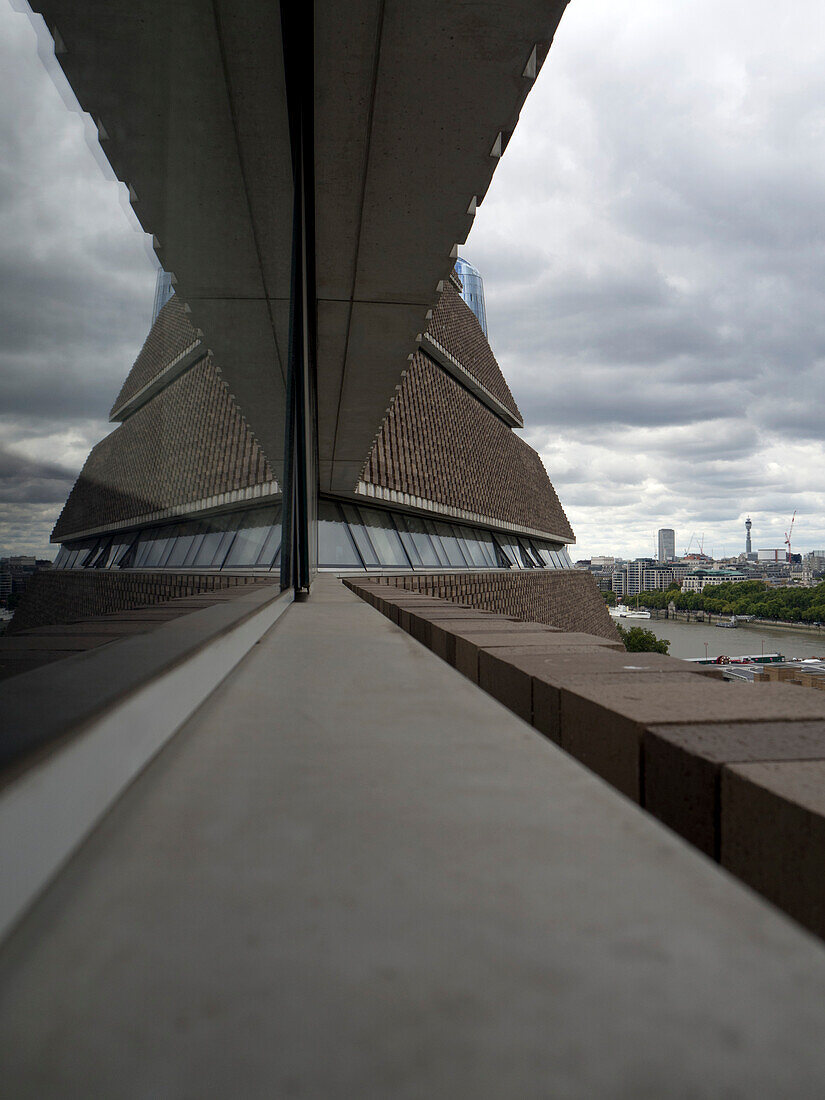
[630, 617, 825, 661]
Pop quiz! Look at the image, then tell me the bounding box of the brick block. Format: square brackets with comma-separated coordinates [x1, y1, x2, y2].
[559, 679, 825, 803]
[644, 722, 825, 857]
[454, 631, 617, 683]
[478, 646, 625, 723]
[721, 760, 825, 939]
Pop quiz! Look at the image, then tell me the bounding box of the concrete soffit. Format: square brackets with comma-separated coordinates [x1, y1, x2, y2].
[30, 1, 568, 495]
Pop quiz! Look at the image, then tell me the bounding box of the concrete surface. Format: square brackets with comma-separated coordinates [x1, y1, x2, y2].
[6, 578, 825, 1094]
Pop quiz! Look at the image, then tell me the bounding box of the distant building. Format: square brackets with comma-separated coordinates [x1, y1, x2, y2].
[453, 256, 488, 336]
[151, 269, 175, 324]
[611, 559, 685, 597]
[682, 569, 748, 593]
[0, 556, 51, 607]
[657, 528, 675, 562]
[757, 549, 785, 563]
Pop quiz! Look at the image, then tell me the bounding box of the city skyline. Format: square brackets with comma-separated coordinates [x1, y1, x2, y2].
[1, 0, 825, 561]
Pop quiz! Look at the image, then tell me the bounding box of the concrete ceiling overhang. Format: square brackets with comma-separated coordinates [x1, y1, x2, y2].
[31, 1, 569, 492]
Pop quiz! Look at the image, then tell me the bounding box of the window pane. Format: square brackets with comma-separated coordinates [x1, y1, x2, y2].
[494, 537, 520, 567]
[105, 537, 131, 567]
[141, 531, 177, 568]
[73, 541, 96, 568]
[456, 528, 489, 568]
[432, 522, 469, 567]
[165, 524, 202, 568]
[423, 521, 451, 567]
[357, 507, 410, 567]
[516, 539, 539, 568]
[531, 543, 554, 568]
[85, 540, 109, 568]
[319, 501, 362, 567]
[396, 514, 440, 568]
[223, 507, 279, 567]
[52, 545, 69, 569]
[189, 514, 238, 568]
[255, 505, 283, 566]
[470, 530, 498, 568]
[339, 504, 379, 566]
[179, 529, 207, 567]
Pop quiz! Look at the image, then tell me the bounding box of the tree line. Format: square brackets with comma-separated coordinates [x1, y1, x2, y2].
[631, 580, 825, 624]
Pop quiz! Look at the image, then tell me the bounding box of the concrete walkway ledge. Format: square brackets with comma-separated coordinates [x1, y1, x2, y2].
[0, 582, 292, 942]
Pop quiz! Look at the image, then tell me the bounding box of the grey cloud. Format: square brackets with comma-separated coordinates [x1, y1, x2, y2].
[0, 446, 75, 503]
[0, 0, 155, 550]
[0, 502, 62, 557]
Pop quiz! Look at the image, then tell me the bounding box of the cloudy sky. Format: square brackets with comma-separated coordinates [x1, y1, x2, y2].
[0, 2, 156, 557]
[1, 0, 824, 561]
[464, 0, 825, 560]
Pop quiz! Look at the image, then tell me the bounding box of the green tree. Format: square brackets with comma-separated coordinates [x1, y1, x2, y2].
[617, 624, 670, 654]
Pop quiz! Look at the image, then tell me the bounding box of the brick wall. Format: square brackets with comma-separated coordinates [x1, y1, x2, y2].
[372, 569, 619, 642]
[53, 356, 274, 541]
[8, 570, 276, 633]
[363, 353, 575, 541]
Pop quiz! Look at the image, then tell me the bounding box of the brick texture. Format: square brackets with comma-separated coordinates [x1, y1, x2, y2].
[371, 570, 618, 642]
[54, 357, 274, 540]
[426, 280, 521, 421]
[362, 353, 574, 541]
[8, 569, 274, 633]
[111, 295, 199, 415]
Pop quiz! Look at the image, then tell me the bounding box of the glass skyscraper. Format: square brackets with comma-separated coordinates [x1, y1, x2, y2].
[151, 269, 175, 323]
[454, 255, 488, 336]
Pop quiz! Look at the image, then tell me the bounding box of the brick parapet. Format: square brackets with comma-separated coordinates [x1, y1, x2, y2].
[343, 576, 825, 942]
[368, 569, 618, 642]
[8, 569, 274, 633]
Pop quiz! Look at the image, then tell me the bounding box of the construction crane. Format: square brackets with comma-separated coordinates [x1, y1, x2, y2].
[785, 511, 796, 562]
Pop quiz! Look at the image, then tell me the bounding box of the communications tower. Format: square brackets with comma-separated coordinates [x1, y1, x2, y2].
[745, 517, 752, 557]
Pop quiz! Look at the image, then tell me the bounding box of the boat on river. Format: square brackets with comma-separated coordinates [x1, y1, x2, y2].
[609, 604, 651, 620]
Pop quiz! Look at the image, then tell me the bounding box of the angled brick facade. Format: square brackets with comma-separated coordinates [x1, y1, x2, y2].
[111, 295, 199, 416]
[426, 281, 521, 421]
[371, 570, 618, 642]
[54, 358, 274, 540]
[362, 351, 574, 541]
